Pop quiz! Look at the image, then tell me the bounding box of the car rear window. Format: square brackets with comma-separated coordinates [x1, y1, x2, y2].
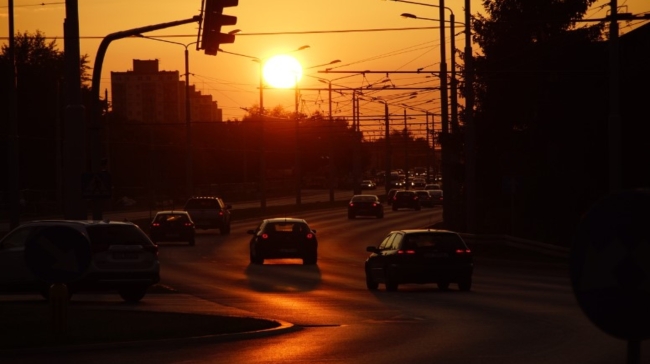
[184, 199, 218, 209]
[352, 196, 377, 202]
[266, 222, 309, 233]
[402, 233, 466, 251]
[86, 225, 152, 246]
[155, 214, 189, 223]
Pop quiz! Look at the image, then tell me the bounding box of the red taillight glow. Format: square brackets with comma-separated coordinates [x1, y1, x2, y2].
[261, 233, 269, 239]
[184, 222, 193, 227]
[397, 249, 416, 254]
[455, 249, 471, 254]
[306, 233, 314, 239]
[372, 203, 378, 207]
[349, 203, 355, 207]
[152, 223, 160, 227]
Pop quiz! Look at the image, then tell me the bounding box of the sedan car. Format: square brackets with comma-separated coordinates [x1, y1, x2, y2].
[0, 220, 160, 302]
[348, 194, 384, 219]
[248, 218, 318, 265]
[427, 189, 444, 206]
[149, 211, 196, 246]
[360, 180, 377, 190]
[415, 190, 434, 207]
[365, 229, 473, 291]
[391, 190, 421, 211]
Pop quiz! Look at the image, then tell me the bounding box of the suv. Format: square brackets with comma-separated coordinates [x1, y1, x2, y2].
[392, 190, 421, 211]
[183, 196, 232, 234]
[0, 220, 160, 302]
[247, 218, 318, 265]
[365, 229, 473, 291]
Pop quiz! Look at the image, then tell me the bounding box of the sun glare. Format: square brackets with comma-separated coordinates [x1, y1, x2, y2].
[263, 55, 303, 88]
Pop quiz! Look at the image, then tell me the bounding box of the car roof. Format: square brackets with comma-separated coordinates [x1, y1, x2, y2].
[393, 228, 459, 235]
[263, 217, 308, 224]
[18, 220, 138, 227]
[155, 210, 190, 215]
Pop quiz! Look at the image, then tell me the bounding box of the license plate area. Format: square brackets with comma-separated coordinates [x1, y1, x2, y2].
[112, 252, 139, 259]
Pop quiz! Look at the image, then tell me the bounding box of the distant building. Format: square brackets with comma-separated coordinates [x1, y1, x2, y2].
[111, 59, 222, 123]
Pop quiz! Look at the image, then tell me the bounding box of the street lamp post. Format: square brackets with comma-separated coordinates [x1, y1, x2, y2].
[136, 35, 196, 200]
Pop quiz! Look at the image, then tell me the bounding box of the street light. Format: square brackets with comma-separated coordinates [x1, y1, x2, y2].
[218, 45, 310, 208]
[135, 34, 197, 200]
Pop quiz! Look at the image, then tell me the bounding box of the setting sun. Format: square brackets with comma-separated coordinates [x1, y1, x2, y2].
[262, 55, 303, 89]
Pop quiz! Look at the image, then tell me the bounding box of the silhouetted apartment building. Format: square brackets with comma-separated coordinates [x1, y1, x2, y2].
[111, 59, 222, 123]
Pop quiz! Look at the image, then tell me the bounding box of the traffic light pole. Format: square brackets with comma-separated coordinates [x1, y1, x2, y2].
[89, 16, 201, 220]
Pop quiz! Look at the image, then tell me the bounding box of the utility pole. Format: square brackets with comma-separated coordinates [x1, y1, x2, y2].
[63, 0, 87, 220]
[464, 0, 477, 233]
[608, 0, 622, 193]
[7, 0, 21, 229]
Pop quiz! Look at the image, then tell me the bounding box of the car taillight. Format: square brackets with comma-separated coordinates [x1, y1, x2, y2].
[397, 249, 416, 254]
[349, 203, 355, 207]
[152, 223, 160, 227]
[184, 222, 193, 227]
[261, 233, 269, 239]
[219, 211, 224, 216]
[455, 249, 471, 254]
[372, 203, 378, 207]
[306, 233, 314, 239]
[143, 244, 159, 256]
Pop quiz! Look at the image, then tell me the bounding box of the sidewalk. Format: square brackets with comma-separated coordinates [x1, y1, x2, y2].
[0, 286, 299, 354]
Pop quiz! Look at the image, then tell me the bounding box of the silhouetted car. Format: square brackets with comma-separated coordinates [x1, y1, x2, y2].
[0, 220, 160, 302]
[386, 188, 403, 205]
[427, 189, 444, 206]
[415, 190, 434, 207]
[391, 190, 421, 211]
[248, 218, 318, 265]
[411, 178, 427, 189]
[150, 211, 196, 246]
[365, 229, 473, 291]
[183, 196, 232, 234]
[348, 194, 384, 219]
[360, 180, 377, 190]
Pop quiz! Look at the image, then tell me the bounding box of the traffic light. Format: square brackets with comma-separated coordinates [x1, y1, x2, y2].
[199, 0, 238, 56]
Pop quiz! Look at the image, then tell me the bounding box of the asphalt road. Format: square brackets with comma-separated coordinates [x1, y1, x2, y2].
[3, 206, 646, 363]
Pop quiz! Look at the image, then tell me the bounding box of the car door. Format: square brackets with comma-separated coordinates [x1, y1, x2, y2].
[367, 232, 400, 281]
[0, 226, 39, 285]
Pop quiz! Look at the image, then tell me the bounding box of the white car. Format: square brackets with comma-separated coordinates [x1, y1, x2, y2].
[0, 220, 160, 302]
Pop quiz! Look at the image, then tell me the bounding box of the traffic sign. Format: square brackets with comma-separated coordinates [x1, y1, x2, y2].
[82, 171, 112, 199]
[25, 226, 92, 284]
[570, 189, 650, 340]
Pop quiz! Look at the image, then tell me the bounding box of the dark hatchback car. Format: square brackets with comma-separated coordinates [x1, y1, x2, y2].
[149, 211, 196, 246]
[365, 229, 473, 291]
[248, 218, 318, 265]
[348, 194, 384, 219]
[183, 196, 232, 234]
[415, 190, 434, 207]
[391, 190, 421, 211]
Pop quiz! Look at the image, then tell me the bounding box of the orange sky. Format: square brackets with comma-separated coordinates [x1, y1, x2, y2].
[2, 0, 649, 137]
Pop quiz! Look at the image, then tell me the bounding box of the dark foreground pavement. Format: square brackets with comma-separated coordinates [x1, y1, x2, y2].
[0, 285, 299, 355]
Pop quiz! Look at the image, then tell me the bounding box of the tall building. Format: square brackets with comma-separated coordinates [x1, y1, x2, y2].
[111, 59, 222, 123]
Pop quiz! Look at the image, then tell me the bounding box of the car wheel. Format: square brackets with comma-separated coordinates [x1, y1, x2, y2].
[437, 282, 450, 290]
[303, 252, 318, 265]
[118, 286, 148, 303]
[220, 223, 231, 235]
[250, 249, 264, 265]
[366, 275, 379, 290]
[385, 281, 399, 291]
[458, 277, 472, 291]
